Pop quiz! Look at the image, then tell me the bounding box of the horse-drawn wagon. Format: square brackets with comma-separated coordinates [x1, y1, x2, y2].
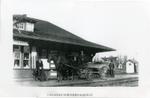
[32, 57, 110, 81]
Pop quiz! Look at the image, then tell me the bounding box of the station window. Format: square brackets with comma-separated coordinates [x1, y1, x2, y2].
[23, 46, 30, 69]
[14, 52, 21, 68]
[16, 23, 25, 30]
[13, 45, 21, 68]
[13, 45, 30, 69]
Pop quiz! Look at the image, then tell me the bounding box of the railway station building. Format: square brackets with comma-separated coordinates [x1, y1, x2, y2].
[13, 14, 115, 79]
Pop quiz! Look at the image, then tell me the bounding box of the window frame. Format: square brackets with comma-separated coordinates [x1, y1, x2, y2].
[13, 45, 31, 69]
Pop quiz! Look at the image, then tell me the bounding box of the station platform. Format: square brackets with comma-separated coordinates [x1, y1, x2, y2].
[13, 74, 138, 87]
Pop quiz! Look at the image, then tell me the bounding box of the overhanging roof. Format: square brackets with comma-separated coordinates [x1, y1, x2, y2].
[13, 15, 115, 52]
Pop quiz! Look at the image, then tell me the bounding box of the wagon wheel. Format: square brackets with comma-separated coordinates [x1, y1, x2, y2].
[86, 69, 94, 80]
[87, 74, 92, 80]
[100, 66, 108, 79]
[95, 73, 101, 78]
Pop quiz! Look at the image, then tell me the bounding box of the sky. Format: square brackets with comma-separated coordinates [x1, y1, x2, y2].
[2, 0, 150, 59]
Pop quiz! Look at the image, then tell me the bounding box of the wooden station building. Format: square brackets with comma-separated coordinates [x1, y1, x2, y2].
[13, 14, 115, 79]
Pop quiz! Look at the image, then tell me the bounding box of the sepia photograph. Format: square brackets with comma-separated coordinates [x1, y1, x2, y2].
[0, 0, 150, 97]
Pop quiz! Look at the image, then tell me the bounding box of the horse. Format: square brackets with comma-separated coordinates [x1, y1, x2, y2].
[50, 54, 80, 81]
[51, 54, 67, 82]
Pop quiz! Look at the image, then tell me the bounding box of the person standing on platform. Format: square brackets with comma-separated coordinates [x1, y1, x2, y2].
[36, 58, 45, 81]
[109, 59, 115, 77]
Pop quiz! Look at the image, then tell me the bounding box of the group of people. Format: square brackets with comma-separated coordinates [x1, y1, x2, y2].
[33, 52, 75, 82]
[33, 53, 116, 81]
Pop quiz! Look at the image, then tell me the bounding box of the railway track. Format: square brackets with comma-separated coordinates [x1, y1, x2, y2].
[59, 77, 138, 87]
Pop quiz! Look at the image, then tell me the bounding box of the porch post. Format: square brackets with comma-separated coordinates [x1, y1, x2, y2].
[31, 46, 37, 69]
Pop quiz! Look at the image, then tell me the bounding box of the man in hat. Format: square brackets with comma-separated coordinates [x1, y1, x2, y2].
[109, 59, 115, 77]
